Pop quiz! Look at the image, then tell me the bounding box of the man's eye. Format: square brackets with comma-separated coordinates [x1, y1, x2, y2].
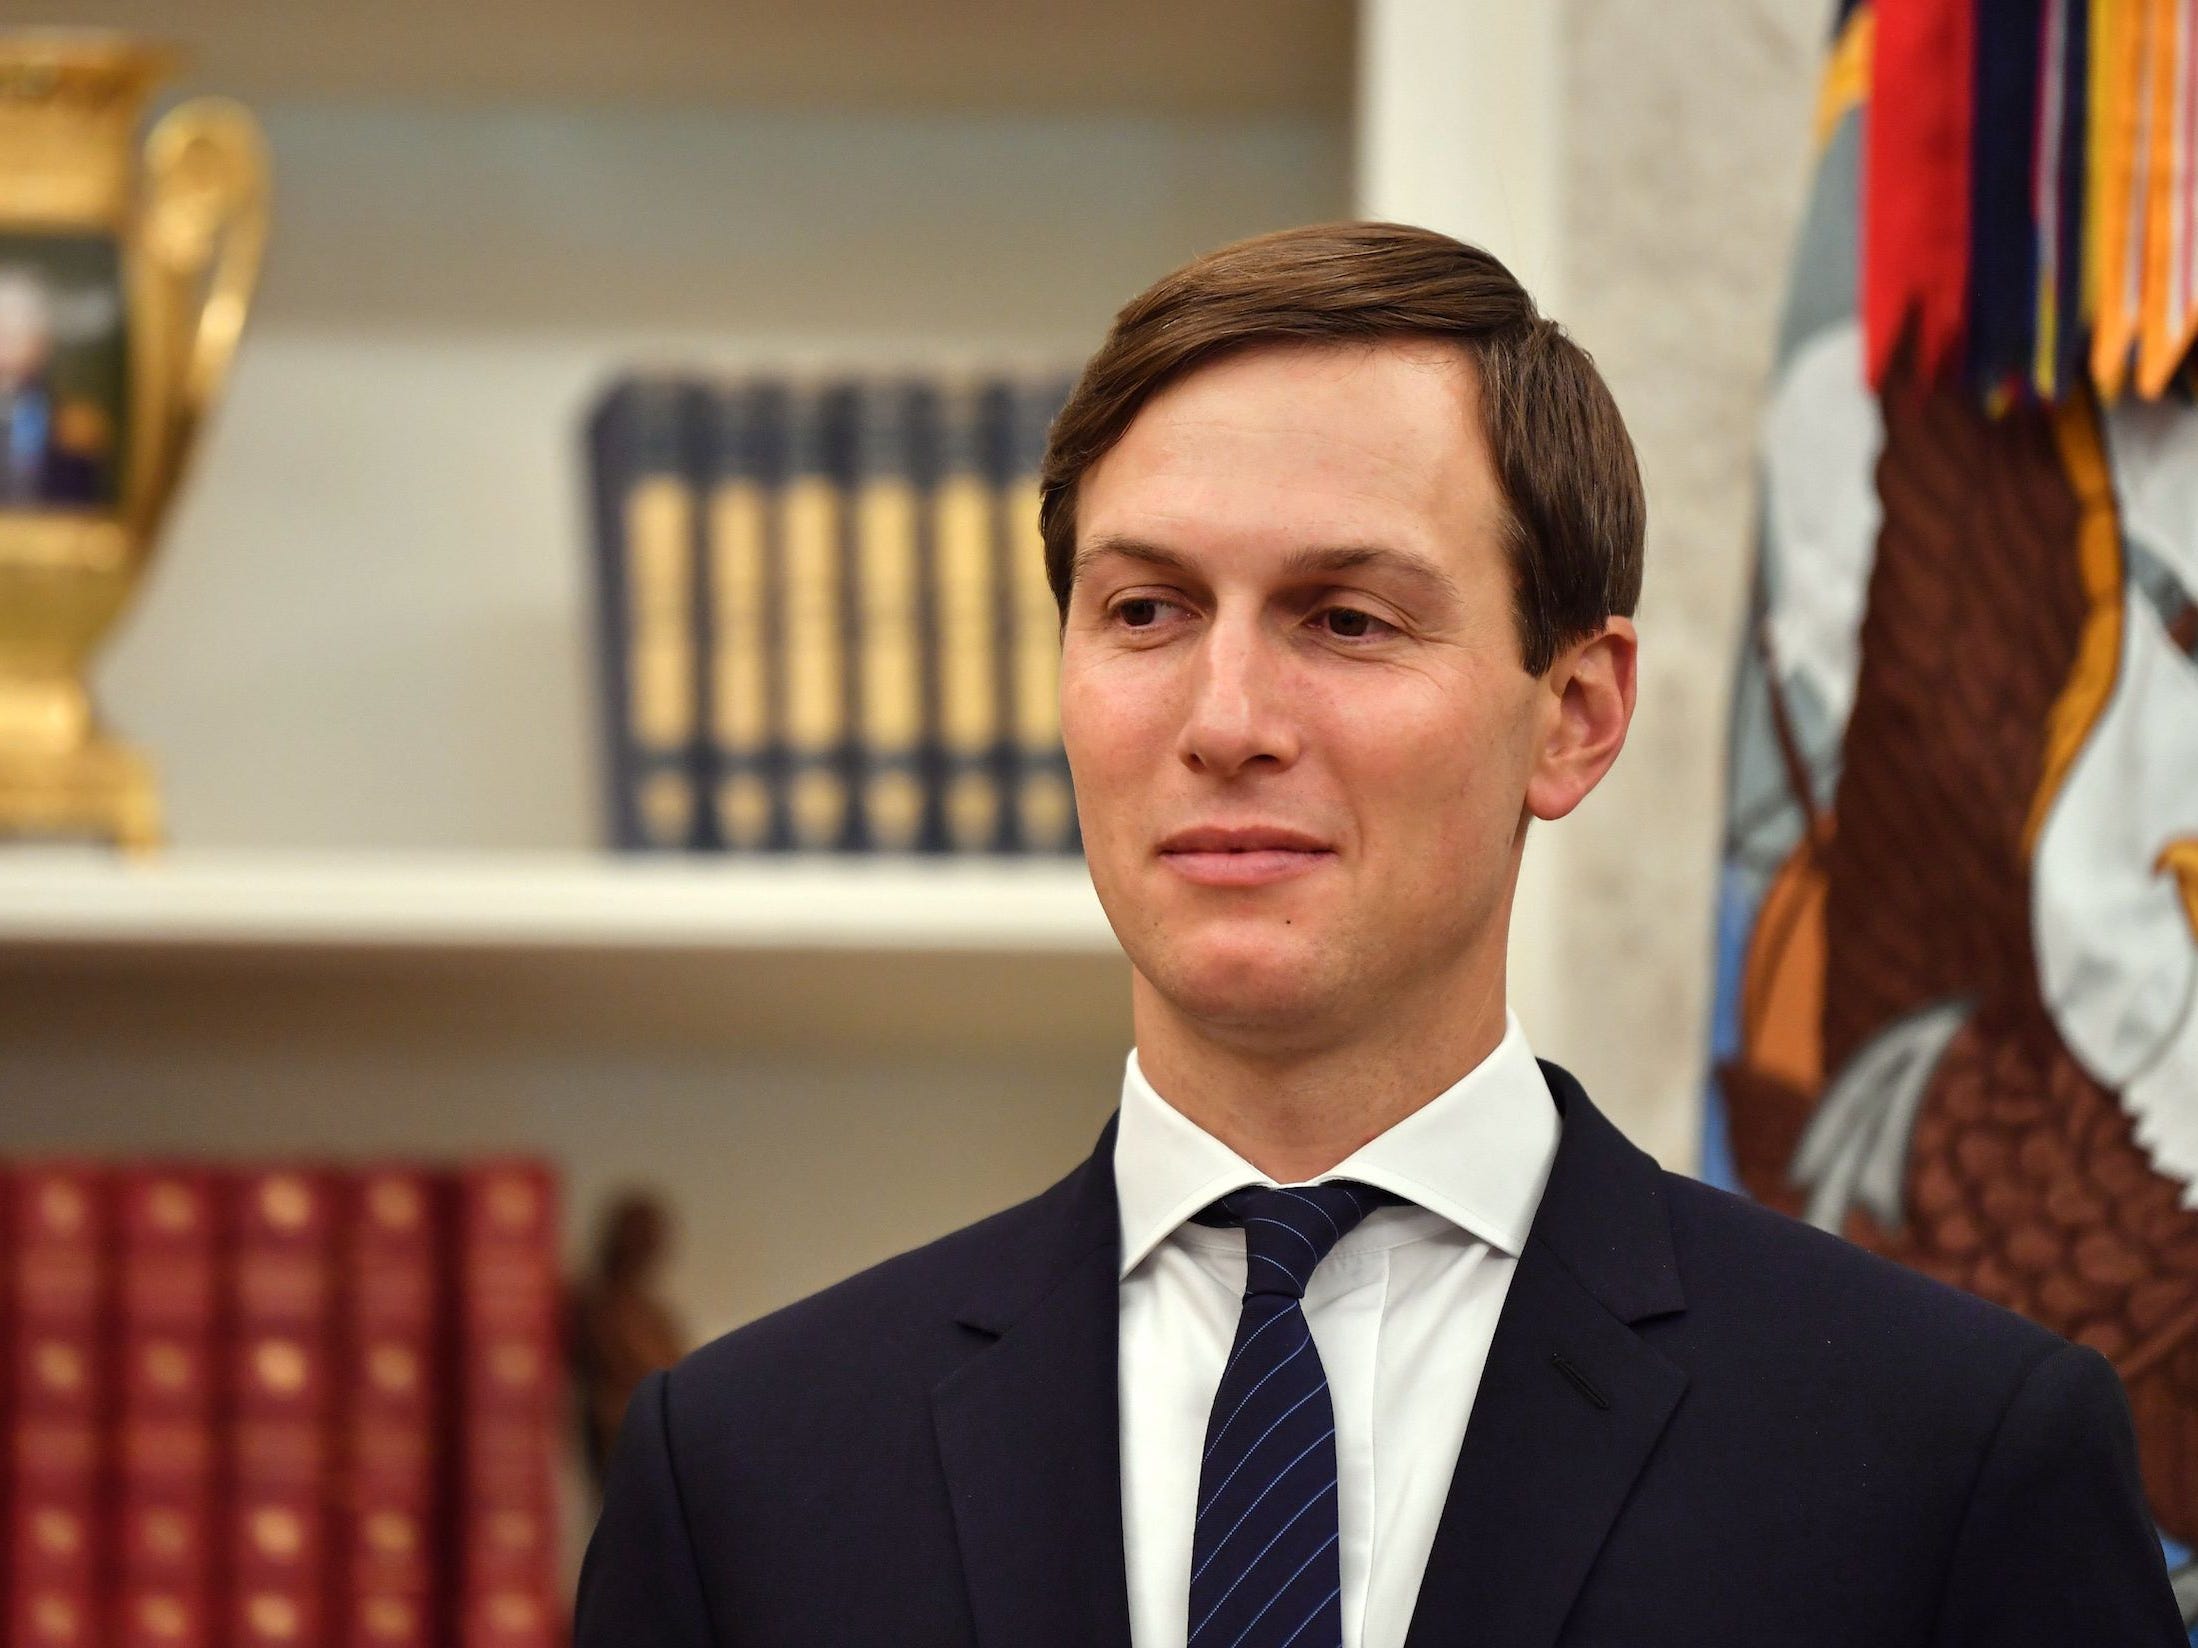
[1318, 606, 1392, 640]
[1114, 597, 1173, 628]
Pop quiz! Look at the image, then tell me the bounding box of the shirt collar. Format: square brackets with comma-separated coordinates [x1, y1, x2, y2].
[1112, 1009, 1560, 1280]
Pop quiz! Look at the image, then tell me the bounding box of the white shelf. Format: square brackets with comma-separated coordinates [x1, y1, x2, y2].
[0, 849, 1116, 955]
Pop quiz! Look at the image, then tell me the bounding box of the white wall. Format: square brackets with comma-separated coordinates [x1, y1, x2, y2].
[1547, 0, 1826, 1167]
[1356, 0, 1563, 307]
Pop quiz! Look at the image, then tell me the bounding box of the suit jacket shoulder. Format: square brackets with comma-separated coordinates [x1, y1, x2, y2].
[1653, 1163, 2067, 1400]
[1522, 1101, 2176, 1648]
[670, 1137, 1101, 1407]
[618, 1134, 1118, 1646]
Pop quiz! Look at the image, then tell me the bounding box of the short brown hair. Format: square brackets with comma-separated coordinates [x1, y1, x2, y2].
[1039, 221, 1644, 675]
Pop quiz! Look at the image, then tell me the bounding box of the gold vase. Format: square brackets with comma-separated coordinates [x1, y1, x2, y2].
[0, 32, 267, 850]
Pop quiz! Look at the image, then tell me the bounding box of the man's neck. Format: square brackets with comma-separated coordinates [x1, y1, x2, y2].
[1127, 967, 1510, 1183]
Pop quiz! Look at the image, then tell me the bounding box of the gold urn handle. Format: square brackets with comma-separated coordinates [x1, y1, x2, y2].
[129, 96, 269, 547]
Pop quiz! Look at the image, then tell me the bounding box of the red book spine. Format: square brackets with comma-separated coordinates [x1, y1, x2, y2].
[455, 1162, 563, 1648]
[224, 1169, 337, 1648]
[4, 1165, 113, 1648]
[336, 1168, 446, 1648]
[114, 1168, 221, 1648]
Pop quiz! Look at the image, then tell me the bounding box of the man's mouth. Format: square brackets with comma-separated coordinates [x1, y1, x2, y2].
[1156, 826, 1336, 888]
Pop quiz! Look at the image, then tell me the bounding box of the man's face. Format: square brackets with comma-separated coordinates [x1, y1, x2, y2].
[1061, 338, 1553, 1046]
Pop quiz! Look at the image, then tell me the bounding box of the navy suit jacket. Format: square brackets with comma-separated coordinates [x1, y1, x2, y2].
[574, 1062, 2185, 1646]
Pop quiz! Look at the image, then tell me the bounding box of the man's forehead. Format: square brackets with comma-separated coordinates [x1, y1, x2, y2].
[1130, 336, 1476, 435]
[1073, 338, 1504, 584]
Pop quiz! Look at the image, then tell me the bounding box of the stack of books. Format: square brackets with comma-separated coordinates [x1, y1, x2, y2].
[585, 372, 1082, 856]
[0, 1159, 564, 1648]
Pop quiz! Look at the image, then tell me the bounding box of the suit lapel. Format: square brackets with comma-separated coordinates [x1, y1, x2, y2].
[1402, 1062, 1691, 1648]
[931, 1119, 1134, 1648]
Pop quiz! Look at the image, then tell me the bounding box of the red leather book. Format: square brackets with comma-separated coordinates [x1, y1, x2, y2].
[114, 1168, 221, 1648]
[224, 1168, 337, 1648]
[4, 1165, 113, 1648]
[454, 1162, 563, 1648]
[335, 1167, 447, 1648]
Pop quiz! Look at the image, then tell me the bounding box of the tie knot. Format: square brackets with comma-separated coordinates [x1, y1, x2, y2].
[1200, 1181, 1397, 1300]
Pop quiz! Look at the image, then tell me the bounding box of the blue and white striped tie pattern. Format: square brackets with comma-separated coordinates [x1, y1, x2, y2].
[1186, 1181, 1397, 1648]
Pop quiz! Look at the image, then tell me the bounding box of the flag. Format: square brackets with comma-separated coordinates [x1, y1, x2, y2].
[1707, 4, 2198, 1630]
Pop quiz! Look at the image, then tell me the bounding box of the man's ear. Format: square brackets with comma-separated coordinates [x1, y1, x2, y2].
[1524, 616, 1637, 823]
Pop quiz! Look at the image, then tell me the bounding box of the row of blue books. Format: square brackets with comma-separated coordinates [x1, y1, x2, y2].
[585, 372, 1081, 854]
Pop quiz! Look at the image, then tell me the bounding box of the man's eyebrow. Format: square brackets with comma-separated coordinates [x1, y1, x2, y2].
[1277, 543, 1463, 604]
[1068, 536, 1195, 589]
[1070, 535, 1463, 606]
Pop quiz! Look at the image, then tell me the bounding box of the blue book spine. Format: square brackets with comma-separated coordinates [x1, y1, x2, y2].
[698, 379, 783, 852]
[774, 383, 855, 852]
[999, 373, 1080, 854]
[926, 381, 1010, 853]
[585, 375, 706, 851]
[846, 380, 930, 853]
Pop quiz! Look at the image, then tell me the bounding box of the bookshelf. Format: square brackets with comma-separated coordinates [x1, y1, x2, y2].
[2, 0, 1576, 1609]
[0, 861, 1131, 1629]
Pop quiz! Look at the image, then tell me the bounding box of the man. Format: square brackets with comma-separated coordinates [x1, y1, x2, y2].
[574, 224, 2183, 1646]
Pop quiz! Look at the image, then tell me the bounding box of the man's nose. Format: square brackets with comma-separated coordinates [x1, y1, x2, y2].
[1175, 617, 1300, 778]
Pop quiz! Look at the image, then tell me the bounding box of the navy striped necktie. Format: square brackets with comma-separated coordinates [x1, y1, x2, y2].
[1186, 1181, 1398, 1648]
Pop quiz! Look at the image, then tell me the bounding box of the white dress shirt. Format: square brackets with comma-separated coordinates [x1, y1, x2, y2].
[1114, 1010, 1561, 1648]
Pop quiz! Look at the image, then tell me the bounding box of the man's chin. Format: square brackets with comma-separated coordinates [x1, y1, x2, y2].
[1135, 935, 1346, 1034]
